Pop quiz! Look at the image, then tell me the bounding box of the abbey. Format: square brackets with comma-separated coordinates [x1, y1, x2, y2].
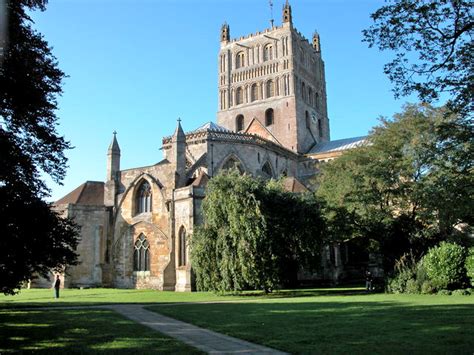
[47, 2, 365, 291]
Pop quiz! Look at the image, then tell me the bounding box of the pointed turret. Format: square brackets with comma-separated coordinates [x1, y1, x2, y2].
[105, 131, 121, 206]
[106, 131, 120, 181]
[282, 0, 292, 25]
[170, 119, 186, 187]
[312, 31, 321, 53]
[220, 22, 230, 42]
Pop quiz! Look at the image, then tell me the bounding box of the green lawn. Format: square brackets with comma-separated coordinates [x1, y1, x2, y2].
[0, 308, 202, 354]
[0, 288, 248, 307]
[146, 289, 474, 354]
[2, 287, 473, 354]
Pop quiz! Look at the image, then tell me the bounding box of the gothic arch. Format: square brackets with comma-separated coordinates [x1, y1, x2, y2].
[219, 153, 246, 174]
[116, 173, 165, 214]
[261, 160, 274, 178]
[178, 226, 187, 267]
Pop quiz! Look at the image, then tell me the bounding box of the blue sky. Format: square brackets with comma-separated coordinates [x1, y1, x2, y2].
[30, 0, 413, 201]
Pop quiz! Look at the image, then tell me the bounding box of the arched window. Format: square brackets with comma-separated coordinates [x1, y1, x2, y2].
[308, 88, 313, 106]
[262, 161, 273, 178]
[265, 108, 274, 126]
[263, 44, 273, 61]
[236, 87, 243, 105]
[315, 92, 320, 109]
[136, 181, 152, 214]
[301, 82, 306, 101]
[134, 234, 150, 271]
[250, 83, 258, 102]
[222, 157, 244, 173]
[236, 51, 245, 69]
[178, 227, 187, 267]
[305, 111, 310, 129]
[266, 80, 274, 98]
[236, 114, 244, 132]
[318, 118, 323, 138]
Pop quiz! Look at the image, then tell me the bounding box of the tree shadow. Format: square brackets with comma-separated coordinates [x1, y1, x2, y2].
[147, 299, 474, 354]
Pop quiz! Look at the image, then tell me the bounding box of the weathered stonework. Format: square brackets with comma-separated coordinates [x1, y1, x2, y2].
[50, 2, 367, 291]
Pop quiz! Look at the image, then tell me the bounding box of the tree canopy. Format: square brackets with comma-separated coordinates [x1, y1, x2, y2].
[0, 0, 79, 294]
[191, 170, 326, 292]
[363, 0, 473, 115]
[316, 103, 473, 270]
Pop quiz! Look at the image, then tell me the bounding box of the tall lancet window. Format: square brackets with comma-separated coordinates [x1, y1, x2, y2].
[134, 234, 150, 271]
[178, 227, 187, 267]
[136, 181, 152, 214]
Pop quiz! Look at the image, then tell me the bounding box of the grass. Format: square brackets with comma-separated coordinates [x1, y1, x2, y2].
[0, 288, 248, 308]
[0, 308, 202, 354]
[2, 287, 473, 353]
[146, 290, 474, 354]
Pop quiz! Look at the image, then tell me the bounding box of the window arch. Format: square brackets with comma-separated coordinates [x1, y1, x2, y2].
[236, 87, 243, 105]
[236, 51, 245, 69]
[315, 92, 320, 109]
[301, 82, 306, 101]
[262, 161, 273, 178]
[265, 108, 274, 126]
[308, 87, 313, 106]
[318, 118, 323, 138]
[305, 111, 310, 129]
[136, 180, 152, 214]
[250, 83, 258, 102]
[222, 156, 244, 173]
[236, 114, 244, 132]
[134, 234, 150, 271]
[178, 227, 187, 267]
[265, 80, 274, 98]
[263, 44, 273, 61]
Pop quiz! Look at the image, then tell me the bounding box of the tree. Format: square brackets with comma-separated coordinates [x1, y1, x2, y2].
[316, 104, 473, 270]
[363, 0, 473, 115]
[0, 0, 79, 294]
[191, 170, 326, 292]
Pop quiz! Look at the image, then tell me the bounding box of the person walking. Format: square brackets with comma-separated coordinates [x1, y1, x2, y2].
[365, 270, 373, 292]
[53, 275, 61, 299]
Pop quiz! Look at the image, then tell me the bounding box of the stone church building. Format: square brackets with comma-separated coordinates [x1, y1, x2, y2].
[48, 2, 366, 291]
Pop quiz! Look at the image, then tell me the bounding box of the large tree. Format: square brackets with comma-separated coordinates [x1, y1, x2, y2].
[191, 170, 326, 293]
[0, 0, 79, 294]
[316, 104, 473, 270]
[363, 0, 473, 115]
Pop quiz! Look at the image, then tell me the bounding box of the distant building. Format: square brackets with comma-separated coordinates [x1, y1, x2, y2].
[45, 2, 366, 291]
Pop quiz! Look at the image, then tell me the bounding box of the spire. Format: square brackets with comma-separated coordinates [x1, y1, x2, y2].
[108, 131, 120, 153]
[282, 0, 292, 25]
[172, 118, 186, 142]
[220, 22, 230, 42]
[312, 31, 321, 53]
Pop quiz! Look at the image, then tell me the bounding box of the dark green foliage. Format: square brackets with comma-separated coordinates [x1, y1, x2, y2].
[422, 242, 467, 290]
[191, 170, 325, 292]
[317, 104, 473, 271]
[363, 0, 473, 115]
[0, 0, 79, 294]
[466, 247, 474, 286]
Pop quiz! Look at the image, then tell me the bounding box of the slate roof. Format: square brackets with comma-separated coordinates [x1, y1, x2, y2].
[308, 136, 367, 154]
[55, 181, 104, 206]
[192, 121, 230, 133]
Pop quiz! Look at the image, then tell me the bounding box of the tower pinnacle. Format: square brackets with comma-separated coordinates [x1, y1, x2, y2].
[282, 0, 292, 24]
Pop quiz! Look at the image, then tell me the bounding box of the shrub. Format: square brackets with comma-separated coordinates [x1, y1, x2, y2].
[387, 252, 418, 294]
[465, 248, 474, 286]
[422, 242, 467, 290]
[421, 280, 436, 294]
[405, 278, 420, 294]
[437, 289, 452, 296]
[451, 289, 471, 296]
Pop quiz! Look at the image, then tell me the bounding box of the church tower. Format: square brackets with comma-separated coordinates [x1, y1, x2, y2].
[216, 1, 330, 154]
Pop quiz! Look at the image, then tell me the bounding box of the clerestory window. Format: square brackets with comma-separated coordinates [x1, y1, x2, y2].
[136, 181, 152, 214]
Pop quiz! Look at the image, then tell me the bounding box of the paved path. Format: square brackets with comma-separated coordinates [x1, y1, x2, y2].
[107, 304, 288, 354]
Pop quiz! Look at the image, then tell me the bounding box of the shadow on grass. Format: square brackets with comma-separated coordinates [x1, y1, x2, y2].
[0, 308, 201, 354]
[147, 299, 474, 354]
